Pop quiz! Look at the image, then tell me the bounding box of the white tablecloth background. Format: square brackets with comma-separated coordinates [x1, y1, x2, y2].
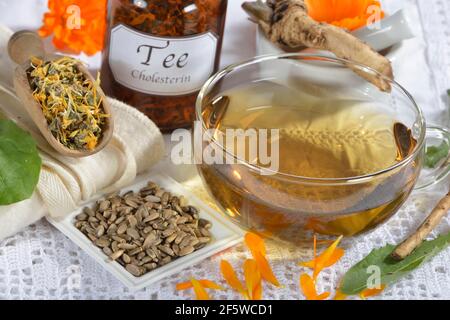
[0, 0, 449, 300]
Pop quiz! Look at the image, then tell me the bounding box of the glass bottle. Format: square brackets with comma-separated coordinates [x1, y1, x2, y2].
[100, 0, 228, 132]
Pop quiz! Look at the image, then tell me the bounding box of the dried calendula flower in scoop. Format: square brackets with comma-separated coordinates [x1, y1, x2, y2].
[27, 56, 108, 151]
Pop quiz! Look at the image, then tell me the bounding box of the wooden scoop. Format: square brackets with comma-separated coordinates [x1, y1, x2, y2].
[7, 30, 114, 158]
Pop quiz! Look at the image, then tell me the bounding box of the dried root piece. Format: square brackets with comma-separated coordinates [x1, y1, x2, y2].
[242, 0, 394, 91]
[391, 190, 450, 260]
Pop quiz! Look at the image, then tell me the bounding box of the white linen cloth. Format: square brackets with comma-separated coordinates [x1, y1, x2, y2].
[0, 0, 448, 300]
[0, 26, 165, 240]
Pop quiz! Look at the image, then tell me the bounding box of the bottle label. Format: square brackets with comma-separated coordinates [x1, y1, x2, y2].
[108, 24, 218, 96]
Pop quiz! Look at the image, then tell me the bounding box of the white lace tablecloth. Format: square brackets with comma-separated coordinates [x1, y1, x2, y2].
[0, 0, 449, 300]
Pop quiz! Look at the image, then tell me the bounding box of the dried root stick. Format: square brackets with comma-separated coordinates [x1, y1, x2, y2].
[391, 190, 450, 260]
[242, 0, 394, 91]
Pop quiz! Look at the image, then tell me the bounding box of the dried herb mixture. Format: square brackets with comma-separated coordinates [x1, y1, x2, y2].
[100, 0, 227, 131]
[113, 0, 221, 36]
[28, 56, 108, 150]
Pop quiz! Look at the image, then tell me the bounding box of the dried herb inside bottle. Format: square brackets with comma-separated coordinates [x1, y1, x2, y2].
[28, 56, 109, 151]
[101, 0, 228, 131]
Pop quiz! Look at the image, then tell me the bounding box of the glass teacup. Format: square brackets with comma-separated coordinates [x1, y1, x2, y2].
[195, 54, 449, 244]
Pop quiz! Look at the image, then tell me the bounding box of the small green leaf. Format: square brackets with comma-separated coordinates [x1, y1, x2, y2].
[425, 141, 449, 168]
[340, 232, 450, 295]
[0, 120, 42, 205]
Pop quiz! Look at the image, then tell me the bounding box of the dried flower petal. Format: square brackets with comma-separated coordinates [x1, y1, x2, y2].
[333, 290, 348, 300]
[253, 278, 263, 300]
[316, 292, 330, 300]
[176, 279, 225, 291]
[300, 248, 344, 269]
[244, 232, 266, 257]
[191, 278, 210, 300]
[359, 285, 386, 299]
[28, 56, 107, 151]
[244, 259, 262, 300]
[313, 236, 343, 279]
[254, 250, 280, 287]
[220, 260, 248, 299]
[300, 274, 316, 299]
[244, 232, 280, 287]
[299, 273, 330, 300]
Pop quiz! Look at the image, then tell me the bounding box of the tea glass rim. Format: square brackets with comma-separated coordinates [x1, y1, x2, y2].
[195, 53, 426, 185]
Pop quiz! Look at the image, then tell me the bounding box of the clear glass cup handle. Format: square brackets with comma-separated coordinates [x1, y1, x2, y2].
[415, 126, 450, 190]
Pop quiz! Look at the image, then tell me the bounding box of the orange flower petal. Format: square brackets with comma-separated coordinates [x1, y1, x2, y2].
[253, 278, 263, 300]
[359, 285, 386, 299]
[244, 232, 279, 287]
[244, 259, 262, 300]
[244, 232, 266, 257]
[131, 13, 156, 26]
[306, 0, 368, 22]
[300, 248, 344, 269]
[299, 273, 316, 300]
[176, 282, 192, 291]
[313, 236, 343, 279]
[333, 290, 348, 300]
[333, 17, 364, 31]
[176, 279, 225, 291]
[254, 250, 280, 287]
[191, 278, 210, 300]
[316, 292, 331, 300]
[220, 260, 248, 299]
[299, 273, 329, 300]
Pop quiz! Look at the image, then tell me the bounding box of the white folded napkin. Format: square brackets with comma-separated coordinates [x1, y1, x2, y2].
[0, 26, 165, 241]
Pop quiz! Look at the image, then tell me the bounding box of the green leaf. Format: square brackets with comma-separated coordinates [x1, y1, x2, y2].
[0, 120, 41, 205]
[340, 232, 450, 295]
[425, 142, 449, 168]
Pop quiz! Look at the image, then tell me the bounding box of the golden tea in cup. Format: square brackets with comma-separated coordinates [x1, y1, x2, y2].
[195, 54, 449, 244]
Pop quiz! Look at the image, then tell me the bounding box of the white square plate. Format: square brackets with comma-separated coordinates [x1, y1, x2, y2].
[47, 171, 244, 291]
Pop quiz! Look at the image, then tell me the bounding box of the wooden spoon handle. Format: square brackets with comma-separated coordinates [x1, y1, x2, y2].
[7, 30, 45, 65]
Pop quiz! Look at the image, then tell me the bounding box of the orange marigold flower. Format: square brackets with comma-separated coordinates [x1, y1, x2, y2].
[305, 0, 385, 31]
[39, 0, 107, 55]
